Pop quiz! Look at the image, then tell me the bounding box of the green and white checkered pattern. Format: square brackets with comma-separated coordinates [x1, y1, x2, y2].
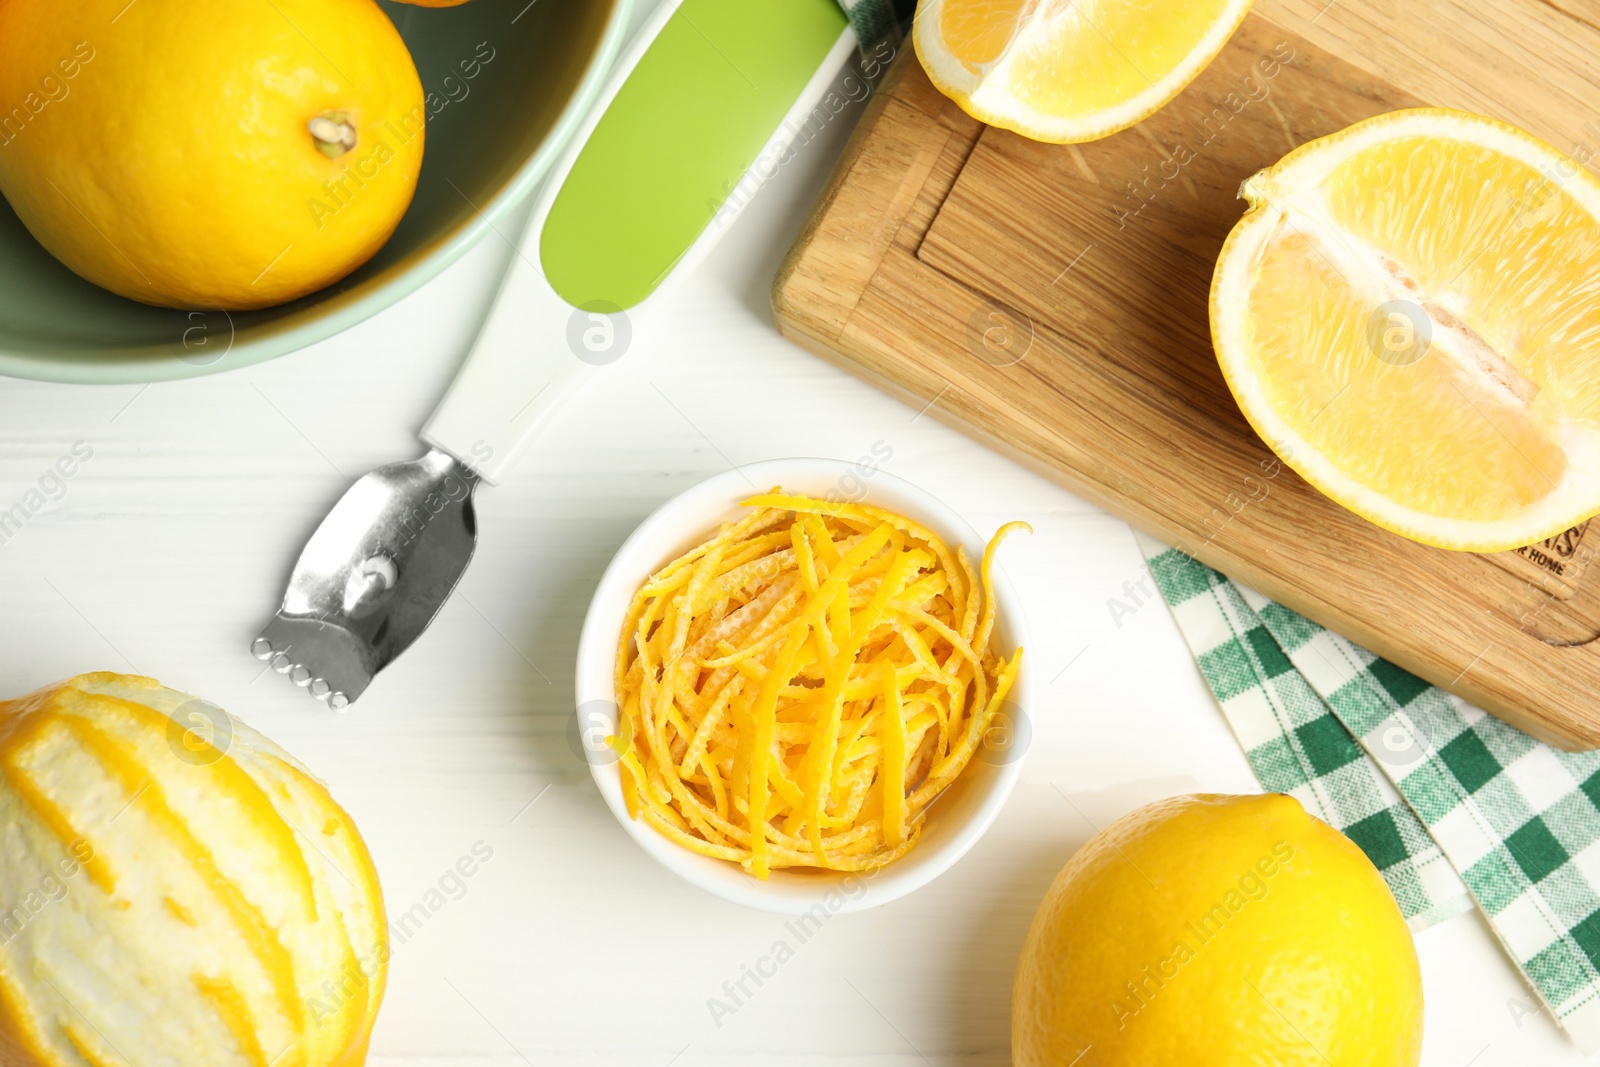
[1140, 535, 1600, 1052]
[835, 0, 911, 54]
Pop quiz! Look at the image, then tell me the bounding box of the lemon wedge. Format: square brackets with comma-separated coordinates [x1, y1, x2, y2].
[913, 0, 1255, 143]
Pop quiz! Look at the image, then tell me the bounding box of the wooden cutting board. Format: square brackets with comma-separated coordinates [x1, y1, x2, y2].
[772, 0, 1600, 749]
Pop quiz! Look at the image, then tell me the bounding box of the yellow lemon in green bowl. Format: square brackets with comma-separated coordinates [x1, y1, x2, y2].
[1013, 793, 1423, 1066]
[0, 0, 426, 312]
[0, 0, 629, 384]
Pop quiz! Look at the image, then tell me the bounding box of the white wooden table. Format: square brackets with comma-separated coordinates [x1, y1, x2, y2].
[0, 24, 1583, 1066]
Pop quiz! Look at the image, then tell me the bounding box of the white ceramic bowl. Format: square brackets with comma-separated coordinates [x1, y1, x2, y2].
[575, 458, 1032, 914]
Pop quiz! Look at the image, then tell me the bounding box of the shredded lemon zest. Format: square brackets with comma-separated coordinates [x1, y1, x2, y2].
[610, 490, 1025, 877]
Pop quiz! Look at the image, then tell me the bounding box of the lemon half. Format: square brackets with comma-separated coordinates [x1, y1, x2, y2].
[1213, 109, 1600, 551]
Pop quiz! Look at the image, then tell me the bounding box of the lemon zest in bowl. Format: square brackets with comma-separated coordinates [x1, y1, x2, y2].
[610, 491, 1026, 878]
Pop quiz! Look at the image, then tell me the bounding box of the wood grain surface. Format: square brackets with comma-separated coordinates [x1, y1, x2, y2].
[2, 1, 1595, 1057]
[772, 2, 1600, 748]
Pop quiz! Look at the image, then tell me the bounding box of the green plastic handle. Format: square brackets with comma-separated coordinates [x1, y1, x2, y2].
[540, 0, 849, 311]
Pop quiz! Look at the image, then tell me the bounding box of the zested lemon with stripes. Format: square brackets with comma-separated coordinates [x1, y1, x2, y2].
[0, 674, 386, 1067]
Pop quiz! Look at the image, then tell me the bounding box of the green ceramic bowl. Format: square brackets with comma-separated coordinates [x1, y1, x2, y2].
[0, 0, 630, 385]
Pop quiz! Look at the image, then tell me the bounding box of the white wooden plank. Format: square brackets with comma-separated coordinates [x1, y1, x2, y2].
[0, 4, 1584, 1059]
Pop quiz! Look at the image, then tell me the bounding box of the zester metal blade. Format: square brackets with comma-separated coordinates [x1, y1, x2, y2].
[252, 450, 478, 708]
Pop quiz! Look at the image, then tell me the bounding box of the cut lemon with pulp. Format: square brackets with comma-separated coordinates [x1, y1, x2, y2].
[913, 0, 1256, 144]
[1213, 109, 1600, 552]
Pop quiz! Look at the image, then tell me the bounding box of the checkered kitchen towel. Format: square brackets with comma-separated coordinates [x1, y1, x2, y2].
[835, 0, 913, 55]
[1138, 534, 1600, 1051]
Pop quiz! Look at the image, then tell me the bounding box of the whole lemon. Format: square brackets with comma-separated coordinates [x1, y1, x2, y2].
[1014, 793, 1423, 1066]
[0, 674, 387, 1067]
[0, 0, 424, 310]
